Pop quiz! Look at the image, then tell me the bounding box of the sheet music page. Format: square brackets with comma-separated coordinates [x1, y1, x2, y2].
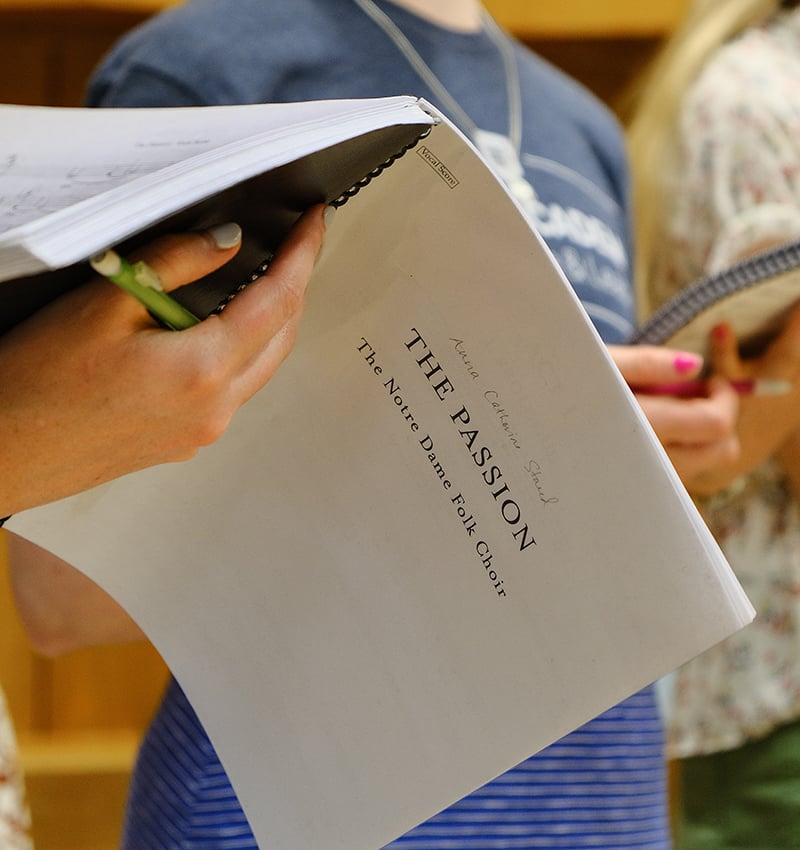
[9, 116, 753, 850]
[0, 97, 434, 275]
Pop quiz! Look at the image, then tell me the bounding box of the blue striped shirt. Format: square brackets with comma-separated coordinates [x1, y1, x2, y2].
[123, 678, 670, 850]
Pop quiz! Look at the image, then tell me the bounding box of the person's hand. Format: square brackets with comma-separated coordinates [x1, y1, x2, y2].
[0, 205, 327, 516]
[608, 344, 740, 493]
[703, 301, 800, 493]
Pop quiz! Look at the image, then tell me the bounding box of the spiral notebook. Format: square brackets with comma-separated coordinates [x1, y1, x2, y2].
[632, 238, 800, 357]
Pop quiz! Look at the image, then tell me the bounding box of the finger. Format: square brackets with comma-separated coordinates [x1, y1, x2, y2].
[128, 223, 243, 293]
[709, 322, 744, 380]
[212, 205, 326, 364]
[229, 311, 304, 404]
[636, 378, 738, 445]
[666, 433, 741, 485]
[609, 344, 704, 387]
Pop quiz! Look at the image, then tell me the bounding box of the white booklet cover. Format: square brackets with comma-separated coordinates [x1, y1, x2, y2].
[8, 103, 753, 850]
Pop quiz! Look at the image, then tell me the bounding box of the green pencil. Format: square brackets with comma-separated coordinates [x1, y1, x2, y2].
[90, 249, 200, 331]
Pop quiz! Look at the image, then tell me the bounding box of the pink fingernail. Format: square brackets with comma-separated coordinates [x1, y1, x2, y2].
[674, 353, 702, 374]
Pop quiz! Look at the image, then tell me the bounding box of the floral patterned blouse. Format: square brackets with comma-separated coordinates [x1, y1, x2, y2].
[0, 687, 32, 849]
[663, 7, 800, 759]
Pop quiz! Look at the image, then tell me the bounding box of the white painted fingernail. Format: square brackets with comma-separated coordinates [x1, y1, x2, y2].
[208, 222, 242, 249]
[324, 205, 337, 230]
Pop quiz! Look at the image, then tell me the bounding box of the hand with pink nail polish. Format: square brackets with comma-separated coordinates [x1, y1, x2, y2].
[608, 343, 740, 493]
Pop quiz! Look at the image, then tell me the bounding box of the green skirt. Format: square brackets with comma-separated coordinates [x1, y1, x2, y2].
[676, 718, 800, 850]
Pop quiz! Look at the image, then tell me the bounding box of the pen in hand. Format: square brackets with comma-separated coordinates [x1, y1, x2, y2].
[634, 378, 793, 398]
[90, 248, 201, 331]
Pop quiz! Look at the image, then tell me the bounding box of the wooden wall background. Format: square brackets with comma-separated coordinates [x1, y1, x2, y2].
[0, 1, 687, 847]
[0, 0, 686, 112]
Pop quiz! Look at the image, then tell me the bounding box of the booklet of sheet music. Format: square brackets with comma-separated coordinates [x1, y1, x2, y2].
[632, 238, 800, 357]
[7, 96, 753, 850]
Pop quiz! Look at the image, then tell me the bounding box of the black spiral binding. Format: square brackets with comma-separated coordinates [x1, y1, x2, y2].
[209, 125, 433, 315]
[631, 238, 800, 345]
[330, 125, 432, 208]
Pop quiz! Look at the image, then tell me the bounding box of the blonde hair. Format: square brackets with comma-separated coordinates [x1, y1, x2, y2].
[626, 0, 784, 317]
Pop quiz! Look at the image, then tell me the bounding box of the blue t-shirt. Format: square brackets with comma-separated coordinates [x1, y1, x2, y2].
[88, 0, 636, 345]
[90, 2, 668, 848]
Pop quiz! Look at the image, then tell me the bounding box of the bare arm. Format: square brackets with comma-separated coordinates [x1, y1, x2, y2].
[7, 533, 144, 657]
